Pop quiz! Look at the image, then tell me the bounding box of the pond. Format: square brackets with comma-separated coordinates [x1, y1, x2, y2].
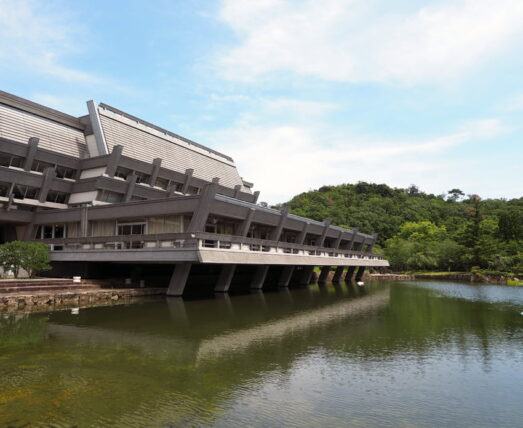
[1, 280, 522, 427]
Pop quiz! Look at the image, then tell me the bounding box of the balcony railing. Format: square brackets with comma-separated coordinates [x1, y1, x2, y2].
[41, 232, 385, 261]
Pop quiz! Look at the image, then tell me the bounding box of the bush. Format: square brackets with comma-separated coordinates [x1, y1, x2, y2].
[0, 241, 51, 278]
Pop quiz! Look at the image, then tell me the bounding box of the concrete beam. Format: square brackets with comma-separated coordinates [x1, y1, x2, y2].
[181, 168, 194, 194]
[105, 145, 123, 177]
[23, 137, 39, 171]
[149, 158, 162, 187]
[38, 167, 56, 203]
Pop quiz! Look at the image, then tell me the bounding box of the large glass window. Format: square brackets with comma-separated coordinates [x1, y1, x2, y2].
[0, 181, 10, 197]
[155, 177, 169, 190]
[90, 220, 116, 236]
[55, 165, 76, 179]
[114, 167, 133, 181]
[117, 220, 146, 236]
[46, 190, 68, 204]
[12, 184, 39, 200]
[148, 216, 184, 234]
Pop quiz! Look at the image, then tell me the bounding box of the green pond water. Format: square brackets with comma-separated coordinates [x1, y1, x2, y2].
[1, 280, 522, 427]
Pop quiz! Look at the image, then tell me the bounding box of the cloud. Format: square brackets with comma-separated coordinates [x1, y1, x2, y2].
[216, 0, 523, 84]
[0, 0, 103, 84]
[201, 117, 510, 203]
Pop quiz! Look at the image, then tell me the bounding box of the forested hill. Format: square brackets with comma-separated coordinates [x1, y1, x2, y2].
[275, 182, 523, 272]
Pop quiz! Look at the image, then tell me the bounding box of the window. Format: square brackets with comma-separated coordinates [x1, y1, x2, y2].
[0, 181, 10, 197]
[12, 184, 39, 200]
[117, 220, 146, 236]
[155, 177, 169, 190]
[187, 186, 200, 195]
[114, 167, 132, 181]
[46, 190, 68, 204]
[134, 171, 150, 184]
[31, 160, 54, 173]
[0, 154, 23, 168]
[131, 195, 147, 201]
[147, 215, 184, 234]
[97, 190, 124, 203]
[55, 165, 75, 179]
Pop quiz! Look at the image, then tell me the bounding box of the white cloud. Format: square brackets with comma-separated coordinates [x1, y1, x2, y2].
[0, 0, 103, 84]
[216, 0, 523, 84]
[201, 117, 510, 203]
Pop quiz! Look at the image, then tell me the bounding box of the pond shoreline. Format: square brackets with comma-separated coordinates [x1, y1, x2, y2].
[367, 272, 520, 285]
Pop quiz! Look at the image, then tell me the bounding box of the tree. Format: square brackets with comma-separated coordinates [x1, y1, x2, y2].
[20, 242, 51, 278]
[498, 209, 523, 241]
[0, 241, 51, 278]
[447, 188, 465, 202]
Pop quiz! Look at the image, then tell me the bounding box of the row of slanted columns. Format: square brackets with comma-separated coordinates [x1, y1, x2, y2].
[166, 183, 378, 297]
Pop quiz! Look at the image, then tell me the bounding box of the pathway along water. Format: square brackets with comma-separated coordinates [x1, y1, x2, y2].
[1, 280, 522, 427]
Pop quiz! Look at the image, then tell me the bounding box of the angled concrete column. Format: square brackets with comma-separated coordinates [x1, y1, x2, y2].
[318, 219, 332, 247]
[252, 190, 260, 204]
[345, 266, 356, 282]
[278, 266, 295, 287]
[167, 262, 192, 296]
[299, 266, 315, 285]
[318, 266, 330, 283]
[38, 167, 56, 203]
[277, 221, 310, 287]
[355, 266, 366, 281]
[333, 230, 344, 250]
[186, 183, 218, 233]
[215, 208, 255, 293]
[332, 266, 345, 282]
[105, 145, 123, 177]
[23, 137, 39, 171]
[181, 168, 194, 194]
[149, 158, 162, 187]
[348, 228, 359, 250]
[212, 177, 220, 184]
[215, 265, 237, 293]
[251, 206, 289, 290]
[124, 174, 137, 203]
[250, 265, 270, 289]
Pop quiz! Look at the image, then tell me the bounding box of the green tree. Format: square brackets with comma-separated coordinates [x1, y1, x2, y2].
[0, 241, 51, 278]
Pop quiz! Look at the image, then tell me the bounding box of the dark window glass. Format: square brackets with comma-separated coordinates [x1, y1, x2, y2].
[114, 167, 132, 180]
[55, 166, 75, 179]
[25, 187, 38, 199]
[0, 155, 23, 168]
[10, 157, 23, 168]
[54, 225, 65, 238]
[135, 172, 150, 184]
[0, 155, 11, 167]
[155, 177, 169, 190]
[35, 226, 42, 239]
[12, 184, 25, 199]
[0, 182, 10, 197]
[43, 226, 53, 239]
[187, 186, 200, 195]
[97, 190, 124, 203]
[31, 160, 54, 173]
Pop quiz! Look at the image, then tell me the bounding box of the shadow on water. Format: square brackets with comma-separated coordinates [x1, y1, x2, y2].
[0, 280, 522, 427]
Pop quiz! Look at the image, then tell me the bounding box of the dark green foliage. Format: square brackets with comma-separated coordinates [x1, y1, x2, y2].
[0, 241, 51, 278]
[282, 182, 523, 272]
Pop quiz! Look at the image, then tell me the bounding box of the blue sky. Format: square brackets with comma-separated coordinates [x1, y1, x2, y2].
[1, 0, 522, 203]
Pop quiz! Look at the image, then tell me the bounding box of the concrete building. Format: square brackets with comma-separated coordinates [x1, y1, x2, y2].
[0, 90, 388, 296]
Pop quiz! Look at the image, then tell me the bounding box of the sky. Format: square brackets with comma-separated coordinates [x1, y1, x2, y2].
[0, 0, 522, 203]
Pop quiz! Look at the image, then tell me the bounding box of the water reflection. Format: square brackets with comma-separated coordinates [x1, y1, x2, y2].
[1, 281, 522, 427]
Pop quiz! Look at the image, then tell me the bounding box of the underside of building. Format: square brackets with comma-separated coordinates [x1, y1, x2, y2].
[0, 90, 388, 296]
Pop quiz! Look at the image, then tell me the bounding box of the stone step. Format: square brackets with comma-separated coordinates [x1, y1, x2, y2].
[0, 284, 101, 294]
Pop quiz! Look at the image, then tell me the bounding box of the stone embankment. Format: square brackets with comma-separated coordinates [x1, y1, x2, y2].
[366, 272, 515, 285]
[0, 278, 166, 313]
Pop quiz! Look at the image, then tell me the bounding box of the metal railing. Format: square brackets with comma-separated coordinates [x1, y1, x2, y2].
[41, 232, 385, 261]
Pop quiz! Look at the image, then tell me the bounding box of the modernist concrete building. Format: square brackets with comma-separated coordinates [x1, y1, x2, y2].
[0, 90, 388, 296]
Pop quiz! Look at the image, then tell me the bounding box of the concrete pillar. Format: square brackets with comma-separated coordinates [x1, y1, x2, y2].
[181, 168, 194, 194]
[149, 158, 162, 187]
[318, 266, 330, 283]
[186, 183, 218, 233]
[332, 266, 345, 282]
[80, 205, 89, 237]
[345, 266, 356, 281]
[318, 219, 331, 247]
[38, 167, 56, 202]
[167, 262, 192, 296]
[105, 145, 123, 177]
[233, 185, 241, 198]
[215, 264, 237, 293]
[348, 228, 359, 250]
[355, 266, 366, 281]
[278, 266, 295, 287]
[333, 230, 344, 250]
[215, 208, 255, 293]
[250, 206, 288, 290]
[250, 265, 270, 289]
[299, 266, 315, 285]
[23, 137, 39, 171]
[212, 177, 220, 184]
[124, 174, 137, 203]
[277, 221, 309, 287]
[252, 190, 260, 204]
